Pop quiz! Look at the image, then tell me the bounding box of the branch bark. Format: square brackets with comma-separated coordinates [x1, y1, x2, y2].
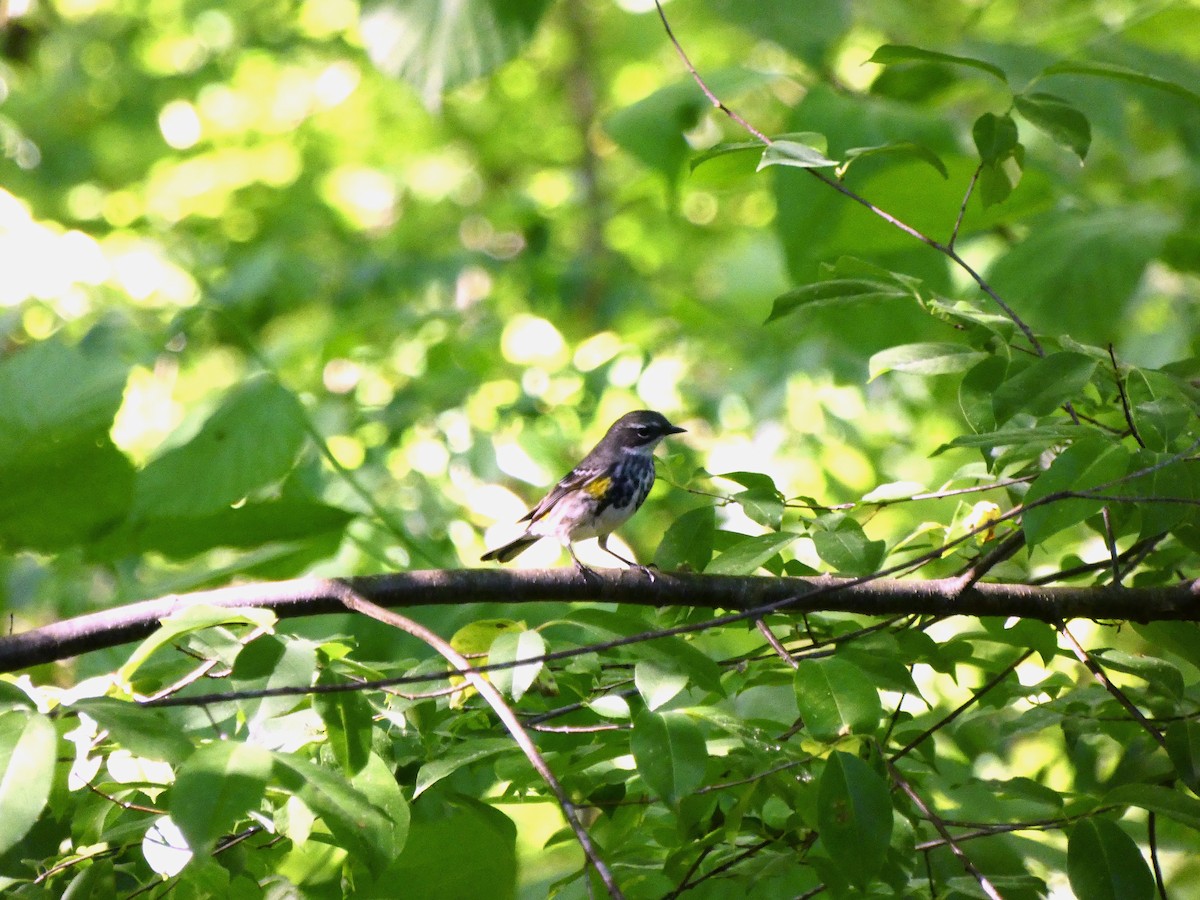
[4, 569, 1198, 672]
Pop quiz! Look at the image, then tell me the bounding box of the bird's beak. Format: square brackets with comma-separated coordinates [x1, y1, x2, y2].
[666, 424, 687, 435]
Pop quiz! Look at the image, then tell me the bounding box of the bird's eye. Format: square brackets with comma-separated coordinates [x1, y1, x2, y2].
[635, 426, 653, 439]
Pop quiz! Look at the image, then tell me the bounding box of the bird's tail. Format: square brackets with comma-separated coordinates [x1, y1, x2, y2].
[481, 535, 540, 563]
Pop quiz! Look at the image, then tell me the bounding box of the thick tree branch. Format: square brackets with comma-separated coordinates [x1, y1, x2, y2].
[3, 569, 1198, 672]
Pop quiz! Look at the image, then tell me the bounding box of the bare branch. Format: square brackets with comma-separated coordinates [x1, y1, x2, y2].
[6, 568, 1200, 673]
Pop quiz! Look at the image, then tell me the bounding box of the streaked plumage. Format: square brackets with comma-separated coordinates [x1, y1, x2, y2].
[481, 410, 686, 574]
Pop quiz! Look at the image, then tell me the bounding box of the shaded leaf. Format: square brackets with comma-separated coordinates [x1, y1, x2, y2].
[992, 352, 1098, 424]
[811, 515, 885, 576]
[635, 659, 689, 711]
[1014, 92, 1091, 161]
[413, 739, 516, 799]
[972, 112, 1019, 165]
[1022, 437, 1130, 547]
[1067, 818, 1155, 900]
[274, 752, 402, 878]
[817, 752, 893, 890]
[315, 671, 375, 776]
[655, 505, 716, 572]
[869, 44, 1007, 82]
[631, 710, 707, 805]
[838, 141, 948, 179]
[1043, 60, 1200, 108]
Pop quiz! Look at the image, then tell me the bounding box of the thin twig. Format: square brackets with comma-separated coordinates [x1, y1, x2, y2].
[885, 757, 1003, 900]
[1110, 344, 1145, 448]
[652, 0, 1044, 356]
[756, 618, 799, 669]
[1054, 618, 1167, 751]
[949, 164, 983, 250]
[891, 651, 1033, 762]
[329, 580, 625, 899]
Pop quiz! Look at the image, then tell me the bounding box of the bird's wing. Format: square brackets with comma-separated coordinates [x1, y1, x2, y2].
[519, 462, 610, 524]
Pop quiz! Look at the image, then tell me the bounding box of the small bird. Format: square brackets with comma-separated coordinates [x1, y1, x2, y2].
[482, 410, 686, 576]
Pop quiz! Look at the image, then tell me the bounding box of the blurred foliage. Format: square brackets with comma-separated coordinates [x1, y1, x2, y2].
[2, 0, 1200, 896]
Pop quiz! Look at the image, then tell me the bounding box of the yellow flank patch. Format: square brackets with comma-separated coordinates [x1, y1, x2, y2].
[583, 476, 611, 498]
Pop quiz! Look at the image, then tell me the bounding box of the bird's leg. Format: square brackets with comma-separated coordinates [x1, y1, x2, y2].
[598, 535, 656, 581]
[567, 543, 601, 582]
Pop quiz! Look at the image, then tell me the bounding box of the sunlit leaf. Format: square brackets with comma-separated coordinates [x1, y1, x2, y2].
[0, 711, 56, 857]
[869, 342, 988, 380]
[795, 657, 883, 741]
[361, 0, 551, 110]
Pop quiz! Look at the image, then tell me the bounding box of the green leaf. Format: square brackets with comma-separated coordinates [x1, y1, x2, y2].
[73, 698, 194, 764]
[315, 672, 375, 776]
[569, 609, 724, 692]
[1165, 721, 1200, 793]
[170, 741, 272, 854]
[972, 112, 1019, 165]
[132, 376, 308, 519]
[767, 278, 917, 323]
[488, 629, 545, 702]
[838, 141, 948, 180]
[360, 0, 551, 110]
[810, 515, 886, 576]
[992, 352, 1098, 424]
[705, 0, 849, 67]
[1067, 818, 1155, 900]
[977, 153, 1024, 207]
[351, 753, 411, 857]
[733, 485, 785, 530]
[817, 752, 893, 890]
[634, 659, 689, 712]
[1127, 370, 1195, 452]
[413, 738, 516, 799]
[689, 140, 762, 173]
[0, 710, 56, 856]
[119, 605, 278, 683]
[1014, 92, 1091, 161]
[757, 139, 839, 171]
[985, 207, 1171, 342]
[655, 505, 716, 572]
[99, 498, 355, 559]
[1042, 60, 1200, 108]
[705, 531, 801, 575]
[869, 342, 988, 380]
[868, 44, 1007, 82]
[1092, 649, 1183, 700]
[936, 423, 1084, 454]
[388, 793, 516, 899]
[631, 710, 707, 806]
[0, 339, 133, 551]
[795, 657, 882, 741]
[231, 635, 318, 728]
[1122, 450, 1197, 538]
[273, 752, 402, 877]
[1104, 783, 1200, 833]
[608, 70, 772, 184]
[1022, 438, 1130, 547]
